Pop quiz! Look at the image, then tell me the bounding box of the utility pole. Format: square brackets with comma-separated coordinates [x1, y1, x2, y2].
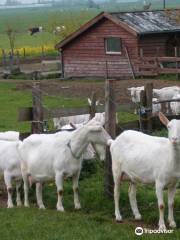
[163, 0, 166, 9]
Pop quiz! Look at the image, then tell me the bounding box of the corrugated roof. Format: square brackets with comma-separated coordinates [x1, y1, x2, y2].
[111, 10, 180, 34]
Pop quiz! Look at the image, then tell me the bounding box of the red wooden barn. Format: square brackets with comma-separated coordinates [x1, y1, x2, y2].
[56, 10, 180, 79]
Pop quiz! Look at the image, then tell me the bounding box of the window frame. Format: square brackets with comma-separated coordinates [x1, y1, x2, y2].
[105, 37, 122, 55]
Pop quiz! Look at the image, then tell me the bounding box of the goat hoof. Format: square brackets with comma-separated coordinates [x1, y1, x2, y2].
[169, 221, 176, 229]
[116, 219, 123, 223]
[57, 206, 64, 212]
[7, 204, 14, 209]
[17, 201, 22, 207]
[75, 204, 81, 210]
[158, 224, 166, 231]
[115, 216, 123, 223]
[135, 214, 142, 221]
[39, 205, 46, 210]
[24, 203, 30, 208]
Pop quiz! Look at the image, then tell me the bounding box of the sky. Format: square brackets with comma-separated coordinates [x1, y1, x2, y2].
[0, 0, 140, 4]
[0, 0, 38, 4]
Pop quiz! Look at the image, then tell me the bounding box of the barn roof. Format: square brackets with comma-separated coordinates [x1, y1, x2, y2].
[56, 9, 180, 50]
[112, 10, 180, 35]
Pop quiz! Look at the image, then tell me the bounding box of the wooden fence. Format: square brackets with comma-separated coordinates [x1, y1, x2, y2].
[18, 81, 104, 138]
[138, 55, 180, 78]
[0, 47, 60, 69]
[18, 79, 180, 198]
[103, 80, 180, 197]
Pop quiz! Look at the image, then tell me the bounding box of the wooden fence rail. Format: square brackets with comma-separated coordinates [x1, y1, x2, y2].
[18, 82, 104, 138]
[137, 48, 180, 77]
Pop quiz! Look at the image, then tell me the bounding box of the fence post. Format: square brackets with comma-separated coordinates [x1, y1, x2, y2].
[1, 49, 6, 69]
[9, 51, 14, 72]
[41, 46, 45, 61]
[23, 48, 26, 58]
[104, 79, 116, 197]
[140, 83, 153, 134]
[89, 92, 97, 119]
[31, 81, 43, 134]
[16, 50, 20, 68]
[175, 47, 179, 80]
[140, 48, 144, 79]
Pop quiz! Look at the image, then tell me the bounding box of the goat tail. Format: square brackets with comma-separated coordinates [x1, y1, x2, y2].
[107, 139, 114, 146]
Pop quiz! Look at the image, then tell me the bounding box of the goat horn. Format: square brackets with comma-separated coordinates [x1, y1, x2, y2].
[70, 122, 77, 129]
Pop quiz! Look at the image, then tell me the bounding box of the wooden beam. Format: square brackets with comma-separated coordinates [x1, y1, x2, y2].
[44, 106, 104, 119]
[31, 82, 44, 134]
[139, 83, 153, 134]
[105, 79, 116, 198]
[44, 107, 89, 119]
[89, 92, 97, 119]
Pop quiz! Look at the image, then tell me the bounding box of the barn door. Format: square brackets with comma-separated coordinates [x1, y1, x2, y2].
[166, 34, 180, 56]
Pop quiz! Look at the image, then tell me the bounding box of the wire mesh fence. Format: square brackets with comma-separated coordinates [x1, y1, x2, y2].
[2, 77, 178, 206]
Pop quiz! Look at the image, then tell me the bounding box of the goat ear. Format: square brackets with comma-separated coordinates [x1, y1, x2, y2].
[158, 112, 169, 126]
[70, 122, 76, 130]
[88, 126, 102, 132]
[96, 99, 100, 106]
[88, 98, 92, 106]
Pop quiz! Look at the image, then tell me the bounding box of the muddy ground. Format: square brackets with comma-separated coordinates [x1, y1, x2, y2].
[11, 78, 180, 104]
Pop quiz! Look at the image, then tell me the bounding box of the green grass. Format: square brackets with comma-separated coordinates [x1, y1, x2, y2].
[0, 7, 98, 51]
[0, 2, 179, 52]
[0, 82, 31, 132]
[1, 164, 180, 240]
[0, 81, 138, 132]
[0, 82, 88, 132]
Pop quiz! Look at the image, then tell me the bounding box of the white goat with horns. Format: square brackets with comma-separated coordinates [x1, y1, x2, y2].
[108, 112, 180, 230]
[0, 131, 22, 208]
[53, 98, 104, 129]
[19, 120, 111, 211]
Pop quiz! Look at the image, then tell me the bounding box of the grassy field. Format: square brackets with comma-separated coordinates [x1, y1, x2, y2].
[0, 1, 179, 55]
[0, 161, 180, 240]
[0, 80, 139, 133]
[0, 7, 98, 53]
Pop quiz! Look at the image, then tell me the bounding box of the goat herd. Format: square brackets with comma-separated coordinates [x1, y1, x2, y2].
[0, 101, 180, 231]
[128, 85, 180, 115]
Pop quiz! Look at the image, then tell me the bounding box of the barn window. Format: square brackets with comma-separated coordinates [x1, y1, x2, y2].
[105, 37, 122, 54]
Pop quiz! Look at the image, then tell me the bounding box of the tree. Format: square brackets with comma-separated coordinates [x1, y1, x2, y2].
[87, 0, 99, 9]
[165, 9, 180, 24]
[5, 26, 17, 55]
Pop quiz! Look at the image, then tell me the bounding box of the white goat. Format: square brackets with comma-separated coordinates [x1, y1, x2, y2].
[127, 86, 144, 104]
[61, 123, 96, 160]
[0, 131, 22, 208]
[153, 86, 180, 114]
[127, 86, 144, 114]
[53, 112, 105, 130]
[53, 25, 66, 34]
[128, 86, 180, 114]
[19, 120, 111, 210]
[53, 98, 105, 129]
[0, 131, 19, 141]
[109, 112, 180, 230]
[128, 86, 180, 103]
[170, 94, 180, 115]
[152, 98, 161, 114]
[153, 86, 180, 101]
